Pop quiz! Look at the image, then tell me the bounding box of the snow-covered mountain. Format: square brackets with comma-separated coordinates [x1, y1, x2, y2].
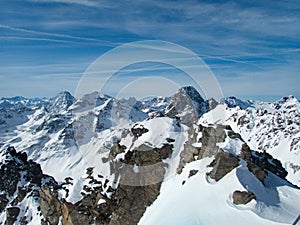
[220, 96, 253, 110]
[200, 94, 300, 186]
[0, 87, 300, 225]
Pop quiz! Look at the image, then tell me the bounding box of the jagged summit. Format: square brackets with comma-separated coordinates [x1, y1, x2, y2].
[178, 86, 205, 102]
[220, 96, 253, 110]
[47, 91, 75, 114]
[70, 91, 110, 111]
[165, 86, 208, 124]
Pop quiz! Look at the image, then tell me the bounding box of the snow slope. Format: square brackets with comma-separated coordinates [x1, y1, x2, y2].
[139, 158, 300, 225]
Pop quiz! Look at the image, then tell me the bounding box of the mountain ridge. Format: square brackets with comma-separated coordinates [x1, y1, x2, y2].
[0, 86, 299, 225]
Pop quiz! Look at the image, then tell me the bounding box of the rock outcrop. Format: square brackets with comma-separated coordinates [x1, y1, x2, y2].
[39, 186, 62, 225]
[38, 139, 174, 225]
[108, 142, 173, 224]
[0, 146, 56, 225]
[240, 143, 288, 184]
[177, 124, 227, 174]
[199, 125, 227, 158]
[207, 151, 239, 181]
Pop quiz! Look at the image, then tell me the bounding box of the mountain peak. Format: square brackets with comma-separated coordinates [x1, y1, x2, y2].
[55, 91, 74, 99]
[47, 91, 75, 113]
[178, 86, 205, 102]
[221, 96, 253, 110]
[70, 92, 113, 112]
[277, 95, 298, 104]
[274, 95, 299, 110]
[165, 86, 208, 124]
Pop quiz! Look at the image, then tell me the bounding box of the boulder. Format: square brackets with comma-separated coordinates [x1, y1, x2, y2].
[5, 207, 20, 225]
[232, 191, 256, 205]
[188, 170, 198, 178]
[131, 125, 149, 138]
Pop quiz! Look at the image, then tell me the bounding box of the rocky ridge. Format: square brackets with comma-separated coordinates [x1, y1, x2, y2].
[0, 87, 299, 224]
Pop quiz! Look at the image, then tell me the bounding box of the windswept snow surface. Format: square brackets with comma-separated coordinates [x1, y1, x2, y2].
[120, 117, 184, 149]
[139, 158, 300, 225]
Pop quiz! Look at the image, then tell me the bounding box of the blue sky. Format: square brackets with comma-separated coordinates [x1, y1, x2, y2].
[0, 0, 299, 101]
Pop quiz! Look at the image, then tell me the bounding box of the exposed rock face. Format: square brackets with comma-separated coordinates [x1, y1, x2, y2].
[247, 162, 267, 183]
[108, 143, 172, 224]
[110, 184, 161, 225]
[199, 125, 227, 158]
[175, 125, 240, 182]
[39, 175, 115, 225]
[177, 124, 227, 174]
[177, 125, 199, 174]
[240, 144, 267, 183]
[208, 98, 219, 110]
[123, 143, 173, 166]
[38, 139, 173, 225]
[188, 170, 199, 178]
[227, 130, 243, 140]
[0, 158, 20, 197]
[207, 151, 239, 181]
[0, 194, 9, 212]
[39, 186, 62, 225]
[232, 191, 256, 205]
[0, 146, 56, 225]
[252, 151, 288, 179]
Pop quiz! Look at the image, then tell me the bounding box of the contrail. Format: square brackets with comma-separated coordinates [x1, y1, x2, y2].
[0, 24, 119, 46]
[199, 53, 265, 70]
[0, 24, 275, 69]
[0, 36, 79, 44]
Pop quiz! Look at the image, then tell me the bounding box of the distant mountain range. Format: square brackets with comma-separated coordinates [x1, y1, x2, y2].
[0, 86, 299, 225]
